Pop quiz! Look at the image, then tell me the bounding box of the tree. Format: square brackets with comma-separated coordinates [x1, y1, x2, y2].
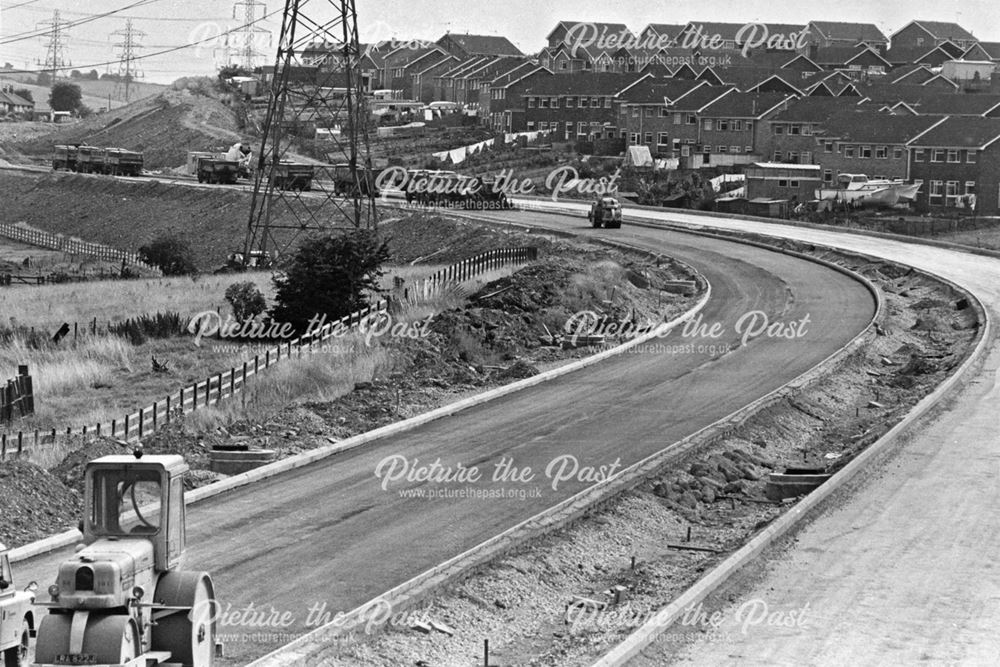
[13, 89, 33, 104]
[35, 72, 51, 86]
[87, 70, 99, 80]
[225, 281, 267, 321]
[138, 236, 198, 276]
[49, 82, 82, 112]
[70, 69, 82, 79]
[2, 63, 11, 69]
[271, 231, 390, 333]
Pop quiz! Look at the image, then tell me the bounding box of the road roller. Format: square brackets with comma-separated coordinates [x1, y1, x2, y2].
[33, 454, 221, 667]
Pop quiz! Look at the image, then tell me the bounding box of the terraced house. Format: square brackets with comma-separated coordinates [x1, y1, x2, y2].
[907, 116, 1000, 214]
[520, 72, 650, 140]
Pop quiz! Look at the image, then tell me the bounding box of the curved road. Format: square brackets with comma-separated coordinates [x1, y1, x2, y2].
[16, 217, 875, 665]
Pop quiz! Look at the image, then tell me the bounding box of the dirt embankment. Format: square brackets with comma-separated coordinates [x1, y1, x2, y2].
[313, 246, 980, 667]
[5, 90, 243, 170]
[0, 232, 701, 548]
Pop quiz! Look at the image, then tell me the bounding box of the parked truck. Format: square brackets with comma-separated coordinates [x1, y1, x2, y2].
[0, 543, 37, 667]
[75, 146, 107, 174]
[272, 161, 315, 191]
[104, 148, 144, 177]
[196, 157, 240, 185]
[33, 453, 220, 667]
[588, 196, 623, 228]
[51, 145, 77, 171]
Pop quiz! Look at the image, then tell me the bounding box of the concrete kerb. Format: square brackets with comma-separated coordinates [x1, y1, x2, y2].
[590, 270, 992, 664]
[9, 250, 711, 565]
[245, 223, 888, 667]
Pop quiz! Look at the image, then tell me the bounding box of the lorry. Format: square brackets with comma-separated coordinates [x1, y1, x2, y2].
[51, 145, 78, 172]
[272, 161, 314, 191]
[588, 196, 623, 229]
[104, 149, 144, 177]
[33, 454, 220, 667]
[196, 157, 240, 185]
[332, 163, 380, 197]
[1, 543, 37, 667]
[75, 146, 107, 174]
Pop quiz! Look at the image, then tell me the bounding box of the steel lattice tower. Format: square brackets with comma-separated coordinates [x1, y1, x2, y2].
[37, 10, 69, 80]
[230, 0, 271, 69]
[242, 0, 378, 265]
[111, 19, 146, 103]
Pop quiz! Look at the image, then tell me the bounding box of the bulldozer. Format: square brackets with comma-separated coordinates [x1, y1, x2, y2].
[33, 454, 220, 667]
[1, 543, 37, 667]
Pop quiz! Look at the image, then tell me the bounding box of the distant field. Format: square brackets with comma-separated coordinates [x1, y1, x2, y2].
[0, 73, 166, 111]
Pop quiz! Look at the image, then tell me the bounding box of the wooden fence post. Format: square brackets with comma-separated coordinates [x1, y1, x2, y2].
[166, 395, 171, 423]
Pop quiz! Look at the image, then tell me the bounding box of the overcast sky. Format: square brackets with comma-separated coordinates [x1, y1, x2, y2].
[0, 0, 995, 84]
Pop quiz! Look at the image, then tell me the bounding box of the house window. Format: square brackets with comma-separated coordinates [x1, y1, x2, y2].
[644, 132, 653, 144]
[590, 97, 599, 107]
[947, 149, 959, 163]
[659, 107, 669, 117]
[704, 119, 714, 130]
[703, 144, 711, 155]
[802, 124, 813, 136]
[731, 146, 741, 153]
[845, 145, 855, 158]
[733, 120, 743, 131]
[578, 121, 587, 135]
[645, 107, 654, 117]
[565, 124, 572, 140]
[630, 133, 639, 144]
[778, 179, 788, 187]
[674, 112, 682, 125]
[893, 147, 903, 159]
[773, 150, 783, 161]
[946, 180, 960, 206]
[527, 121, 536, 130]
[932, 149, 945, 163]
[527, 97, 536, 108]
[965, 181, 976, 195]
[631, 106, 639, 117]
[718, 120, 729, 131]
[775, 124, 785, 135]
[824, 169, 833, 183]
[551, 97, 559, 109]
[604, 97, 612, 108]
[801, 151, 812, 163]
[539, 121, 548, 131]
[824, 141, 834, 153]
[746, 120, 753, 131]
[686, 114, 696, 124]
[914, 149, 926, 162]
[745, 146, 752, 153]
[718, 145, 727, 153]
[581, 98, 590, 108]
[861, 145, 872, 158]
[967, 150, 978, 163]
[790, 180, 800, 187]
[875, 146, 887, 159]
[789, 124, 801, 135]
[565, 97, 575, 108]
[658, 132, 670, 146]
[539, 98, 549, 109]
[789, 151, 799, 163]
[929, 180, 943, 203]
[559, 62, 568, 70]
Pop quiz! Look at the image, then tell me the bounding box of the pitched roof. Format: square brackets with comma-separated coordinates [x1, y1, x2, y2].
[666, 84, 735, 111]
[547, 21, 631, 45]
[856, 82, 943, 104]
[907, 93, 1000, 115]
[438, 33, 523, 57]
[640, 24, 685, 40]
[884, 44, 955, 65]
[890, 64, 936, 84]
[714, 66, 802, 93]
[0, 91, 32, 107]
[617, 78, 705, 104]
[811, 45, 890, 67]
[808, 21, 889, 44]
[770, 96, 865, 122]
[908, 116, 1000, 148]
[679, 22, 805, 43]
[965, 42, 1000, 59]
[700, 91, 794, 117]
[521, 71, 648, 96]
[818, 111, 942, 143]
[893, 21, 976, 43]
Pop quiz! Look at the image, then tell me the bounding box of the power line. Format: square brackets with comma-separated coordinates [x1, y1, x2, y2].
[229, 0, 271, 69]
[36, 9, 68, 79]
[0, 0, 161, 46]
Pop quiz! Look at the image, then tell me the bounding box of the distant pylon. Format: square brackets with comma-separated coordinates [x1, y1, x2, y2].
[37, 9, 69, 80]
[230, 0, 271, 69]
[111, 19, 145, 103]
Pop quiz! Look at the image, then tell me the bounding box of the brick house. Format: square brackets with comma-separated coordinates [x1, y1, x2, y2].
[907, 116, 1000, 214]
[696, 91, 796, 162]
[0, 90, 33, 116]
[412, 54, 460, 102]
[675, 22, 807, 54]
[804, 22, 889, 52]
[382, 45, 450, 93]
[520, 72, 650, 139]
[623, 84, 735, 157]
[889, 21, 978, 52]
[617, 79, 711, 154]
[436, 33, 523, 59]
[485, 66, 552, 132]
[758, 96, 865, 163]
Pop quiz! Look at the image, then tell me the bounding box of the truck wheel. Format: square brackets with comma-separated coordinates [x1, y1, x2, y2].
[152, 571, 217, 667]
[2, 618, 29, 667]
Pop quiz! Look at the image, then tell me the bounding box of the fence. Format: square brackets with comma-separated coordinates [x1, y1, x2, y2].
[0, 246, 539, 462]
[1, 365, 33, 425]
[0, 222, 161, 274]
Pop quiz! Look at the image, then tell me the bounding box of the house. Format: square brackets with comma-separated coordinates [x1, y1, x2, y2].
[0, 90, 33, 116]
[622, 83, 734, 157]
[676, 22, 808, 54]
[695, 91, 796, 164]
[907, 116, 1000, 214]
[412, 54, 460, 103]
[744, 162, 822, 202]
[889, 21, 978, 52]
[546, 21, 632, 51]
[713, 67, 802, 95]
[963, 42, 1000, 63]
[805, 22, 889, 52]
[382, 44, 450, 93]
[885, 44, 963, 68]
[809, 46, 892, 78]
[485, 66, 552, 133]
[436, 33, 523, 59]
[758, 96, 865, 163]
[636, 24, 685, 49]
[811, 111, 942, 185]
[521, 71, 650, 140]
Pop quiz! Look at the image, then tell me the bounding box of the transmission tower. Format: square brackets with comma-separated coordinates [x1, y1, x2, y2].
[229, 0, 271, 69]
[242, 0, 378, 265]
[111, 19, 145, 103]
[37, 10, 69, 79]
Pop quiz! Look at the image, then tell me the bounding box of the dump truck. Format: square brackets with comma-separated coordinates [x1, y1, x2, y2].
[75, 146, 107, 174]
[105, 149, 144, 177]
[196, 157, 239, 185]
[33, 454, 220, 667]
[272, 161, 314, 191]
[332, 163, 380, 197]
[52, 145, 78, 171]
[588, 196, 623, 229]
[1, 543, 37, 667]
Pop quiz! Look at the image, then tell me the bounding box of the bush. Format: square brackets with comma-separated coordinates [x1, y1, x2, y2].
[138, 237, 198, 276]
[225, 281, 267, 322]
[109, 311, 187, 345]
[271, 230, 390, 333]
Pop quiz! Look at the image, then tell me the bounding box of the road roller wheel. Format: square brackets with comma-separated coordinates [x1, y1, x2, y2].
[34, 614, 139, 665]
[2, 618, 29, 667]
[152, 571, 217, 667]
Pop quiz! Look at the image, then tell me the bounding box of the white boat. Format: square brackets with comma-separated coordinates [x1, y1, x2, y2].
[815, 174, 921, 206]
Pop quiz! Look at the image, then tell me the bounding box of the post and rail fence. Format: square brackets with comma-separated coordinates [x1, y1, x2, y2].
[0, 365, 34, 426]
[0, 222, 161, 275]
[0, 247, 539, 462]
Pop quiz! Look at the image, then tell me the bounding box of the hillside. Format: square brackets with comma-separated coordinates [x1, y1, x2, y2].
[0, 70, 167, 111]
[5, 89, 250, 170]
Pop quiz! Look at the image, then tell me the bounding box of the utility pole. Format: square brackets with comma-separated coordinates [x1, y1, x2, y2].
[111, 19, 145, 103]
[37, 9, 69, 81]
[230, 0, 270, 70]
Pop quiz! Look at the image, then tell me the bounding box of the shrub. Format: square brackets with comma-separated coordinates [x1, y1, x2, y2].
[225, 281, 267, 321]
[108, 311, 187, 345]
[138, 237, 198, 276]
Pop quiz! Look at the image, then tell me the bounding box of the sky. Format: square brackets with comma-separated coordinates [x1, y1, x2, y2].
[0, 0, 997, 84]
